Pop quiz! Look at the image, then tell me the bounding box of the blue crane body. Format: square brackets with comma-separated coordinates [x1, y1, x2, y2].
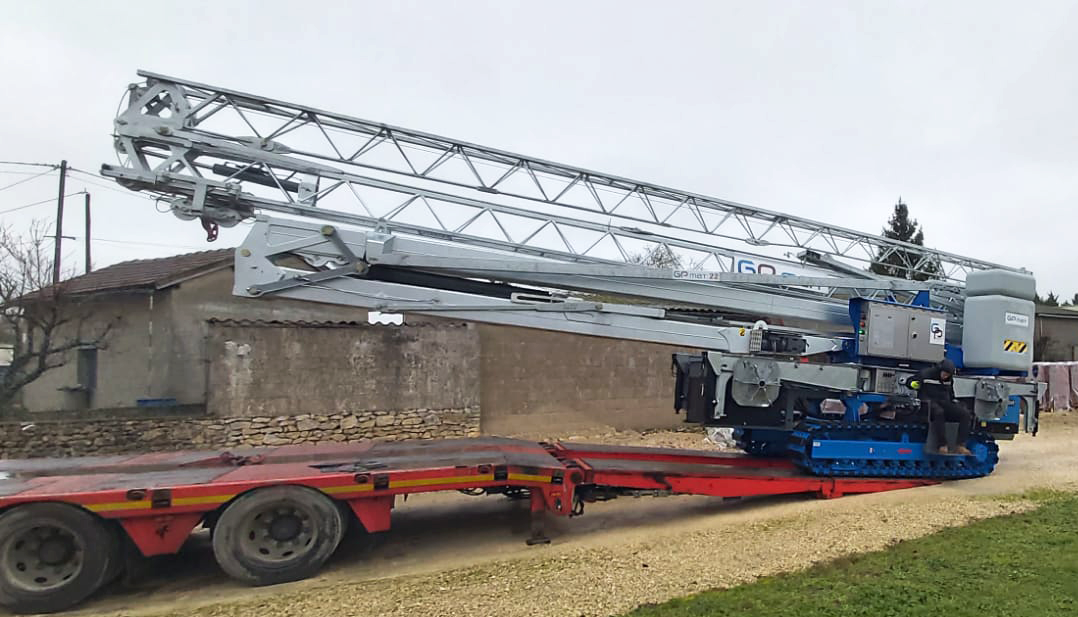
[673, 277, 1040, 478]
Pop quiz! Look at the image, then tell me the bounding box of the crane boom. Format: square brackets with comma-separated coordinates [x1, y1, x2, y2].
[100, 70, 1014, 330]
[105, 71, 1017, 284]
[102, 71, 1020, 278]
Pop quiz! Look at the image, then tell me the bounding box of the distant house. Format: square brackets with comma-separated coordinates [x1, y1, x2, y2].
[1035, 306, 1078, 362]
[18, 249, 364, 412]
[0, 322, 13, 383]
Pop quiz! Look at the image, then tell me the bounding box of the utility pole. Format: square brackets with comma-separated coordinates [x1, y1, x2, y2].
[52, 160, 67, 285]
[84, 191, 92, 274]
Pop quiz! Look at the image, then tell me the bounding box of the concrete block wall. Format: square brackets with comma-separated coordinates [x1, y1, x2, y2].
[206, 319, 698, 436]
[206, 321, 480, 417]
[478, 324, 695, 435]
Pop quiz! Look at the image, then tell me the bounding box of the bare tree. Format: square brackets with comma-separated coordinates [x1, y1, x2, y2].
[628, 244, 683, 269]
[0, 221, 112, 411]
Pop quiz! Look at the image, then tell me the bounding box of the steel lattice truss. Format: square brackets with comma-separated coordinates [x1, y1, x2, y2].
[103, 71, 1016, 292]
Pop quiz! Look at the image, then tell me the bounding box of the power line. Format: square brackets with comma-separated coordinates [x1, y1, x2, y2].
[0, 196, 58, 215]
[89, 237, 209, 250]
[66, 167, 113, 183]
[0, 161, 58, 169]
[0, 164, 157, 203]
[70, 175, 137, 196]
[0, 191, 86, 215]
[66, 168, 160, 202]
[0, 168, 55, 193]
[0, 164, 154, 201]
[2, 235, 208, 252]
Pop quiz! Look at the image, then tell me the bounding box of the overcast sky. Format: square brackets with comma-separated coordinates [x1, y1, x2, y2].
[1, 1, 1075, 297]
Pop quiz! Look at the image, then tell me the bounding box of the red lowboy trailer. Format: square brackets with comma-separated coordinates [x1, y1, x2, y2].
[0, 437, 932, 613]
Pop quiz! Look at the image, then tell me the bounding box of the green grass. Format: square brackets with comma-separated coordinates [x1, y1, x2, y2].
[625, 491, 1078, 617]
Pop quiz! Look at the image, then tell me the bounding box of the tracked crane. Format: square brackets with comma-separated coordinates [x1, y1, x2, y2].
[0, 70, 1048, 615]
[102, 70, 1040, 479]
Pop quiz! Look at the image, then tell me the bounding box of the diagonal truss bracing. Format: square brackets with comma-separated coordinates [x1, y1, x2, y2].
[101, 71, 1019, 308]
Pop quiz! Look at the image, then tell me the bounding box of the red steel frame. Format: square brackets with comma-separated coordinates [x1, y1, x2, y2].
[0, 438, 936, 558]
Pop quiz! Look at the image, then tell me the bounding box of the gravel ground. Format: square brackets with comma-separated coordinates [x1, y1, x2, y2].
[57, 413, 1078, 617]
[180, 498, 1031, 617]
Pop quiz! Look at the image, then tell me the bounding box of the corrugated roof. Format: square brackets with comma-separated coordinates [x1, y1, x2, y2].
[61, 249, 233, 295]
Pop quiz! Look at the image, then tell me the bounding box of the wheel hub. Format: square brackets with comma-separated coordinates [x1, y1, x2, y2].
[38, 538, 75, 566]
[2, 525, 83, 591]
[241, 503, 315, 562]
[268, 515, 301, 541]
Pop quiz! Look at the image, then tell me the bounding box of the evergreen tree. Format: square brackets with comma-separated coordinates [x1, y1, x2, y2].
[870, 198, 941, 281]
[1044, 291, 1060, 307]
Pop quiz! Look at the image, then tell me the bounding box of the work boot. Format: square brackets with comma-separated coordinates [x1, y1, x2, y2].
[951, 445, 973, 456]
[937, 445, 950, 455]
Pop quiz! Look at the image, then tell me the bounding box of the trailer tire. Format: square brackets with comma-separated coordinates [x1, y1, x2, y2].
[212, 486, 344, 586]
[101, 523, 126, 585]
[0, 503, 117, 614]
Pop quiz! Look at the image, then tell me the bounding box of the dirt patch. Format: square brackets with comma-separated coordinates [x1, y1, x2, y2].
[506, 424, 727, 450]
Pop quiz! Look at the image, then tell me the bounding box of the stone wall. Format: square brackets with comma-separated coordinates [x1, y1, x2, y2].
[0, 407, 479, 459]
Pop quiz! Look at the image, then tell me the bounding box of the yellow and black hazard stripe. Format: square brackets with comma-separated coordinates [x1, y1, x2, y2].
[1003, 339, 1028, 353]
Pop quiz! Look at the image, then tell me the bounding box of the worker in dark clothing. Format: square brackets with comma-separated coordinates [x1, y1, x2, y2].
[910, 359, 973, 455]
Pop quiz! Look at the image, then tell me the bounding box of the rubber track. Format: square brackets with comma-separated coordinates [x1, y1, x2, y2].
[790, 420, 999, 479]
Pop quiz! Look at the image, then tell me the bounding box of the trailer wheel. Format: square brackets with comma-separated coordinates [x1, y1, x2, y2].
[101, 523, 126, 585]
[212, 486, 345, 586]
[0, 503, 117, 614]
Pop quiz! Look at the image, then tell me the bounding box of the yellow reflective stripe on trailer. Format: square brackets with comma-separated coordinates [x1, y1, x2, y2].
[172, 494, 234, 507]
[322, 484, 375, 495]
[507, 473, 553, 483]
[390, 474, 494, 489]
[85, 500, 152, 512]
[86, 494, 234, 513]
[84, 471, 555, 513]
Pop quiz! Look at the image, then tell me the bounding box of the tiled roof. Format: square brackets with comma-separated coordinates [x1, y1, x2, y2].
[61, 249, 233, 295]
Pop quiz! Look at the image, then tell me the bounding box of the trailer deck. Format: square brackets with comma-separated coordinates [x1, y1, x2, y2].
[0, 438, 935, 613]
